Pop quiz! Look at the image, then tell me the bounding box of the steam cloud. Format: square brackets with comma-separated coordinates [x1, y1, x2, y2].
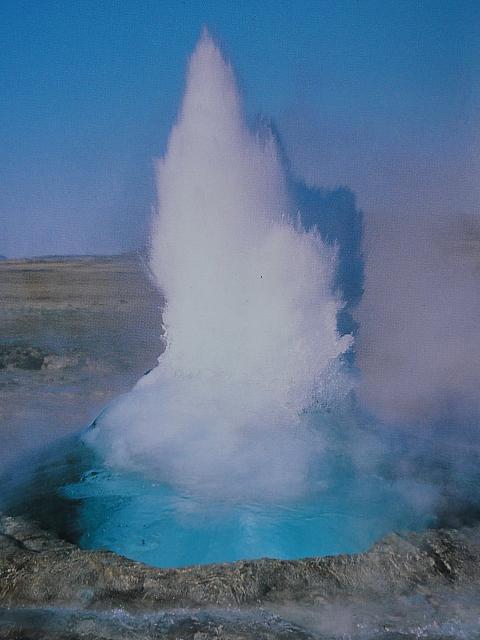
[86, 31, 352, 500]
[357, 213, 480, 426]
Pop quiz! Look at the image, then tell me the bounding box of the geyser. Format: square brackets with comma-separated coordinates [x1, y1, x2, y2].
[6, 32, 443, 568]
[85, 30, 352, 500]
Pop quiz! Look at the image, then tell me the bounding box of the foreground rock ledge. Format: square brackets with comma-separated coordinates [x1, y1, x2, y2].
[1, 514, 479, 611]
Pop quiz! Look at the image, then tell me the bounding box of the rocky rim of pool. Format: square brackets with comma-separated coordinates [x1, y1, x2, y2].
[1, 513, 480, 639]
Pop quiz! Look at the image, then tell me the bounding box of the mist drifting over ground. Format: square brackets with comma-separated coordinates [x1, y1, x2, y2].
[357, 213, 480, 427]
[86, 31, 352, 500]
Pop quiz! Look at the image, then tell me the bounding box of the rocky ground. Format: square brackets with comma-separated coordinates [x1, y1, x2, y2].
[1, 514, 480, 638]
[0, 255, 164, 468]
[1, 256, 480, 638]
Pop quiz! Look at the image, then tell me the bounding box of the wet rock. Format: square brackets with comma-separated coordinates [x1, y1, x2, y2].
[0, 344, 81, 371]
[0, 607, 316, 640]
[1, 514, 480, 611]
[1, 515, 480, 638]
[0, 345, 49, 370]
[0, 515, 75, 553]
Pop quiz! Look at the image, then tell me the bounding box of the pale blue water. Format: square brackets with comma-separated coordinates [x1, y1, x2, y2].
[8, 402, 475, 568]
[60, 424, 437, 567]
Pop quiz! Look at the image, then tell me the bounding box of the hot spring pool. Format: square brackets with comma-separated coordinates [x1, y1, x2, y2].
[4, 411, 445, 569]
[61, 463, 434, 568]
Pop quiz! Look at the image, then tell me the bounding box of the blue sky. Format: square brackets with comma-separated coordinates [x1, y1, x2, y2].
[1, 0, 479, 256]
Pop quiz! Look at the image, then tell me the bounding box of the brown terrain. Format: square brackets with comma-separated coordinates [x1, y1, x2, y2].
[0, 255, 164, 469]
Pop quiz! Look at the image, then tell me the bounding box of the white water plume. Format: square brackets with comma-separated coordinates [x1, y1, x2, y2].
[86, 30, 352, 500]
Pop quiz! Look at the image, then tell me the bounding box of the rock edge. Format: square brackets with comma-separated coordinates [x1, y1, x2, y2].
[1, 514, 480, 611]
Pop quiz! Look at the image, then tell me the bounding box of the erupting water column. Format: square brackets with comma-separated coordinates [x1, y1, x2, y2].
[86, 30, 351, 500]
[57, 31, 437, 566]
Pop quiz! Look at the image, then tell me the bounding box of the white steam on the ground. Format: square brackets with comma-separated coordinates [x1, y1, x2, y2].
[86, 31, 352, 500]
